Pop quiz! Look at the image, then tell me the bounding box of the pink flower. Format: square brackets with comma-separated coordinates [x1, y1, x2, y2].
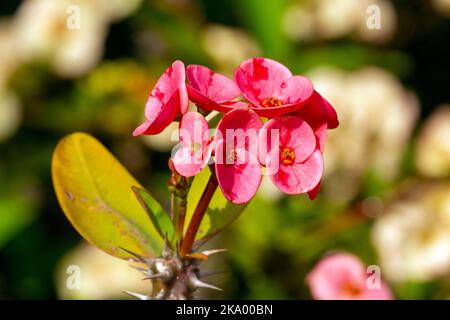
[186, 64, 245, 113]
[214, 107, 263, 204]
[295, 91, 339, 199]
[307, 253, 393, 300]
[258, 116, 323, 194]
[235, 57, 314, 117]
[296, 91, 339, 152]
[133, 60, 188, 136]
[172, 112, 212, 177]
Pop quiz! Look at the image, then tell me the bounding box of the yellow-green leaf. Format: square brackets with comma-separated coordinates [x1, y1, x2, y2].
[52, 132, 163, 260]
[185, 166, 247, 240]
[132, 186, 176, 247]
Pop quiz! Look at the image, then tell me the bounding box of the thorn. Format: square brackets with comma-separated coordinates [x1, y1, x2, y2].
[129, 265, 149, 274]
[191, 279, 223, 291]
[122, 290, 151, 300]
[174, 244, 181, 259]
[162, 234, 172, 259]
[173, 248, 184, 271]
[186, 252, 209, 261]
[120, 247, 147, 264]
[199, 270, 227, 278]
[142, 273, 166, 281]
[201, 249, 228, 256]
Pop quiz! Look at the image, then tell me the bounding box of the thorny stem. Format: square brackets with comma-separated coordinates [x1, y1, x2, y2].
[167, 162, 190, 248]
[181, 173, 218, 256]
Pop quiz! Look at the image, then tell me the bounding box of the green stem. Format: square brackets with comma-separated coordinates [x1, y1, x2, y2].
[175, 196, 187, 246]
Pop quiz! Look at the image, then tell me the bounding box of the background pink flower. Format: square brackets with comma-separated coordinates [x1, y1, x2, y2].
[235, 57, 313, 117]
[172, 112, 212, 177]
[307, 253, 393, 300]
[215, 107, 263, 204]
[259, 116, 323, 195]
[133, 60, 188, 136]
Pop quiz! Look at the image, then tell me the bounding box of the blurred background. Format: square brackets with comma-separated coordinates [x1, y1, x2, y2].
[0, 0, 449, 299]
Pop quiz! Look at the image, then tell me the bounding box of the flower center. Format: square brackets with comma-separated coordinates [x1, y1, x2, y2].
[280, 147, 295, 165]
[341, 281, 361, 297]
[261, 97, 283, 108]
[226, 148, 238, 164]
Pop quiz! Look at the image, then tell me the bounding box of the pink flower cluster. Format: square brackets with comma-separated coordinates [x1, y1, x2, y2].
[134, 58, 338, 204]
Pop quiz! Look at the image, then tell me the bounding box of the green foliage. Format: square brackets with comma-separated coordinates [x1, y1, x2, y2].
[132, 186, 176, 247]
[0, 193, 37, 248]
[52, 132, 163, 259]
[185, 166, 247, 241]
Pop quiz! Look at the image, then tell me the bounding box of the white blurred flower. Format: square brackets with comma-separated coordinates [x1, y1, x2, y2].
[257, 175, 284, 202]
[316, 0, 366, 39]
[282, 0, 396, 44]
[0, 88, 22, 143]
[282, 3, 316, 41]
[56, 243, 151, 299]
[141, 121, 179, 152]
[307, 66, 419, 201]
[372, 183, 450, 282]
[416, 106, 450, 178]
[356, 0, 396, 44]
[13, 0, 140, 78]
[202, 24, 261, 69]
[0, 20, 19, 87]
[0, 21, 22, 142]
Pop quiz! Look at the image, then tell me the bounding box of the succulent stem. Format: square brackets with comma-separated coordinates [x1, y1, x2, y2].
[175, 196, 187, 247]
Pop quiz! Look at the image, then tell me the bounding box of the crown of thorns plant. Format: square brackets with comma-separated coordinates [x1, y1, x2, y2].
[52, 57, 339, 299]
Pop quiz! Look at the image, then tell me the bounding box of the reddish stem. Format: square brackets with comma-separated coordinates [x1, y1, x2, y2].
[180, 174, 218, 256]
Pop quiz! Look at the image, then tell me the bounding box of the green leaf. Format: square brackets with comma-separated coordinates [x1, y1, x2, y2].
[0, 193, 37, 249]
[132, 186, 176, 247]
[233, 0, 290, 59]
[185, 166, 247, 240]
[52, 132, 163, 260]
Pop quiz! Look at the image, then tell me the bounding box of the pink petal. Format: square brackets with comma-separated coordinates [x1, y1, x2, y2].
[133, 90, 181, 136]
[307, 180, 322, 200]
[235, 57, 292, 107]
[359, 282, 393, 300]
[187, 65, 240, 103]
[307, 253, 393, 300]
[259, 116, 316, 166]
[186, 86, 234, 113]
[134, 60, 188, 136]
[214, 107, 263, 204]
[313, 122, 328, 154]
[214, 140, 261, 204]
[246, 103, 308, 118]
[274, 75, 313, 106]
[215, 106, 263, 134]
[270, 149, 323, 194]
[173, 143, 213, 177]
[179, 112, 209, 146]
[221, 101, 248, 109]
[173, 112, 212, 177]
[296, 91, 339, 130]
[307, 253, 367, 300]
